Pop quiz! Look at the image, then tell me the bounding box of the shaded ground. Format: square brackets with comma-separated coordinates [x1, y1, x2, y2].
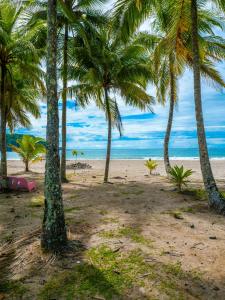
[0, 160, 225, 299]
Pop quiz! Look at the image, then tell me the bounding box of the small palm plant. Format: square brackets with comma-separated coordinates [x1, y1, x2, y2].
[169, 165, 193, 192]
[145, 159, 158, 175]
[72, 149, 84, 160]
[10, 135, 46, 172]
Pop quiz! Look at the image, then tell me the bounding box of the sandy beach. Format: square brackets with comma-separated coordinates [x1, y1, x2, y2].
[6, 158, 225, 181]
[1, 159, 225, 299]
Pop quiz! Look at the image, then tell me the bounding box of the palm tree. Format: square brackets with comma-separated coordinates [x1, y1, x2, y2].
[0, 0, 44, 181]
[59, 0, 108, 182]
[41, 0, 67, 252]
[114, 0, 225, 212]
[190, 0, 225, 212]
[152, 3, 225, 175]
[59, 0, 106, 182]
[28, 0, 108, 182]
[10, 135, 46, 172]
[5, 72, 43, 132]
[69, 22, 154, 182]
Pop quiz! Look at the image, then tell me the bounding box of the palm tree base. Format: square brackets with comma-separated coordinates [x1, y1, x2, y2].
[209, 193, 225, 215]
[61, 177, 69, 183]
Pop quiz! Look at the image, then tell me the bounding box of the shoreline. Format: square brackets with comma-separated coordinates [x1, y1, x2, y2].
[5, 157, 225, 161]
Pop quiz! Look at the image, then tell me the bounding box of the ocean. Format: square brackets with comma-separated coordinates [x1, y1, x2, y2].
[6, 147, 225, 160]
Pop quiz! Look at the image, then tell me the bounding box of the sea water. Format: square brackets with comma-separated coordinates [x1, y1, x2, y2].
[6, 148, 225, 160]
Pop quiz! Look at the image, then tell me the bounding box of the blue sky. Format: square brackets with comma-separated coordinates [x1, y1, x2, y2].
[16, 64, 225, 150]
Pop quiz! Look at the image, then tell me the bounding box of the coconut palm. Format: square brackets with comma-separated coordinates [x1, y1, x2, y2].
[152, 3, 225, 175]
[69, 22, 155, 182]
[190, 0, 225, 212]
[10, 135, 46, 172]
[113, 0, 225, 213]
[0, 0, 45, 181]
[4, 68, 44, 132]
[41, 0, 67, 252]
[27, 0, 108, 182]
[58, 0, 107, 182]
[169, 0, 225, 212]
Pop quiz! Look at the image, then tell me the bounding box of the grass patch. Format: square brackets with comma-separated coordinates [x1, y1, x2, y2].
[168, 210, 184, 220]
[182, 188, 207, 201]
[99, 226, 152, 246]
[39, 245, 202, 300]
[2, 233, 13, 243]
[30, 195, 45, 207]
[0, 280, 27, 298]
[39, 246, 154, 300]
[99, 209, 108, 216]
[101, 217, 119, 224]
[64, 206, 81, 213]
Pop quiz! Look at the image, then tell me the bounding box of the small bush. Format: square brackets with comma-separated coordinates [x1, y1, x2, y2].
[145, 159, 158, 175]
[169, 165, 193, 192]
[30, 195, 45, 207]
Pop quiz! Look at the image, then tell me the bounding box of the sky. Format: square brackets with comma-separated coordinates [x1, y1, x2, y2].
[15, 65, 225, 150]
[15, 3, 225, 150]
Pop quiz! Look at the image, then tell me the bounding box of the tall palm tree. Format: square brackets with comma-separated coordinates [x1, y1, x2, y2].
[114, 0, 225, 212]
[28, 0, 108, 182]
[190, 0, 225, 212]
[41, 0, 67, 251]
[152, 3, 225, 175]
[69, 22, 155, 182]
[59, 0, 108, 182]
[0, 0, 44, 181]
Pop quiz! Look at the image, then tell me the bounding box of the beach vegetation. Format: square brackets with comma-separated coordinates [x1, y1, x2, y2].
[99, 226, 152, 246]
[0, 280, 27, 298]
[68, 21, 155, 183]
[182, 188, 207, 201]
[30, 195, 45, 207]
[113, 0, 225, 213]
[72, 149, 84, 160]
[145, 159, 158, 175]
[10, 135, 46, 172]
[39, 245, 203, 299]
[0, 0, 45, 181]
[169, 165, 193, 192]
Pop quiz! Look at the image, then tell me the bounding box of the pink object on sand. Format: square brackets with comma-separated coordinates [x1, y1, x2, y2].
[0, 176, 37, 192]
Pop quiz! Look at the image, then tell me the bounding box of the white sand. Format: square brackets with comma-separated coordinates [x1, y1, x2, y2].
[7, 159, 225, 181]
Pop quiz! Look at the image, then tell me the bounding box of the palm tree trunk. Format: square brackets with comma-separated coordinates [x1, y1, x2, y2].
[191, 0, 225, 213]
[0, 65, 7, 187]
[104, 88, 112, 183]
[25, 160, 29, 172]
[164, 58, 175, 175]
[41, 0, 67, 251]
[61, 21, 68, 183]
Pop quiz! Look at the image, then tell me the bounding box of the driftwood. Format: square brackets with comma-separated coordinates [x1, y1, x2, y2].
[67, 162, 92, 170]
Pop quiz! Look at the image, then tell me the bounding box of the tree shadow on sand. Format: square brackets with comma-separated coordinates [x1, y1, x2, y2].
[1, 175, 225, 299]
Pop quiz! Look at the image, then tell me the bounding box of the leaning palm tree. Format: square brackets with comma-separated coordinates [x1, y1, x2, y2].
[0, 0, 45, 181]
[69, 21, 155, 182]
[113, 0, 225, 213]
[152, 3, 225, 175]
[41, 0, 67, 252]
[170, 0, 225, 212]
